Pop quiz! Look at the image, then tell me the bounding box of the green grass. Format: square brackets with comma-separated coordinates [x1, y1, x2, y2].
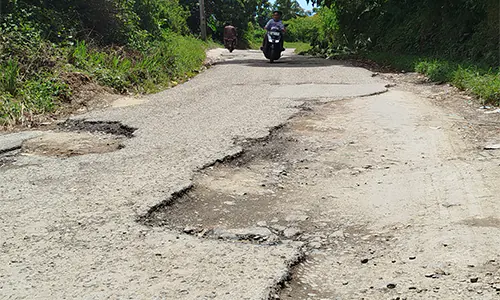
[284, 42, 312, 54]
[247, 41, 262, 50]
[363, 52, 500, 105]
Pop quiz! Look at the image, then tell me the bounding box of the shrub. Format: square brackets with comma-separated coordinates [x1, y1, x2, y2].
[0, 60, 20, 96]
[284, 15, 321, 42]
[415, 60, 454, 83]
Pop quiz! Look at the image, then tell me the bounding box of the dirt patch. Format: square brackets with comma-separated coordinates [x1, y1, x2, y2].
[61, 72, 115, 109]
[21, 131, 125, 157]
[110, 97, 147, 108]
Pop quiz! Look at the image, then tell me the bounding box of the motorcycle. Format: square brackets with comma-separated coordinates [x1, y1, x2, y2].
[262, 27, 284, 63]
[224, 38, 236, 53]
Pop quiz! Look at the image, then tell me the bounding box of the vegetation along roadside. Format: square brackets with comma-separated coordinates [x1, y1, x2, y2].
[0, 0, 212, 128]
[304, 0, 500, 105]
[0, 0, 318, 128]
[3, 0, 497, 128]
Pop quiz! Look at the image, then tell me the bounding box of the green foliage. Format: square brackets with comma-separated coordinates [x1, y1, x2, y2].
[284, 15, 321, 42]
[316, 6, 338, 45]
[57, 33, 205, 94]
[453, 68, 500, 104]
[364, 52, 500, 105]
[415, 60, 455, 83]
[181, 0, 262, 46]
[133, 0, 190, 36]
[308, 0, 500, 104]
[19, 78, 71, 113]
[313, 0, 498, 67]
[284, 42, 312, 54]
[0, 76, 71, 125]
[244, 22, 266, 49]
[0, 93, 22, 123]
[0, 0, 208, 126]
[0, 60, 20, 96]
[273, 0, 306, 20]
[306, 6, 339, 53]
[181, 0, 310, 46]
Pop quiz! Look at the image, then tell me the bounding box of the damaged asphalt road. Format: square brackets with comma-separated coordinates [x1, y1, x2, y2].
[8, 48, 500, 300]
[0, 49, 387, 299]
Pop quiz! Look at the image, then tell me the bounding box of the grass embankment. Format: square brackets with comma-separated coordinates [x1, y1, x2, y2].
[363, 52, 500, 105]
[284, 42, 312, 54]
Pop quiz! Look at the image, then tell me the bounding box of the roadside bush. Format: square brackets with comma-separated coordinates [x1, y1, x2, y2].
[363, 52, 500, 105]
[415, 60, 455, 83]
[284, 15, 321, 43]
[19, 78, 71, 113]
[0, 60, 20, 96]
[314, 0, 498, 67]
[453, 68, 500, 104]
[244, 22, 266, 49]
[0, 92, 21, 122]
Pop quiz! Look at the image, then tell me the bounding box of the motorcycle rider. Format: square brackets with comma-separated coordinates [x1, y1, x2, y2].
[261, 10, 286, 52]
[223, 22, 237, 50]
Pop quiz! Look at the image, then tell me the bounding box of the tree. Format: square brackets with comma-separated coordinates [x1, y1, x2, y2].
[256, 0, 273, 27]
[181, 0, 264, 46]
[272, 0, 305, 20]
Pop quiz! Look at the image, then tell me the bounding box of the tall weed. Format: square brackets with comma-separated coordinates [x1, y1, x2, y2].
[0, 60, 20, 96]
[71, 41, 88, 67]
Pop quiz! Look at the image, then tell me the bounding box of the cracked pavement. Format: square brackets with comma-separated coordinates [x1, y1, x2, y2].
[0, 49, 387, 299]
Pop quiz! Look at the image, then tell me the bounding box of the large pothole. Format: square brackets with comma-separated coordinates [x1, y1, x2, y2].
[141, 100, 363, 250]
[21, 131, 126, 157]
[59, 119, 137, 137]
[140, 97, 405, 298]
[18, 119, 137, 157]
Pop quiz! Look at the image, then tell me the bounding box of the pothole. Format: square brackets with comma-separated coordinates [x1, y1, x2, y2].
[21, 131, 126, 157]
[14, 119, 139, 157]
[59, 119, 137, 137]
[139, 98, 394, 297]
[142, 123, 301, 230]
[141, 101, 355, 251]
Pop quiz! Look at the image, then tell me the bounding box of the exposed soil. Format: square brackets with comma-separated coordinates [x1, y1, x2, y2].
[16, 119, 137, 157]
[21, 131, 125, 157]
[60, 72, 117, 108]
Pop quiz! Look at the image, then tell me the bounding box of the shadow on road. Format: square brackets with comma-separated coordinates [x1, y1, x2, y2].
[213, 54, 349, 69]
